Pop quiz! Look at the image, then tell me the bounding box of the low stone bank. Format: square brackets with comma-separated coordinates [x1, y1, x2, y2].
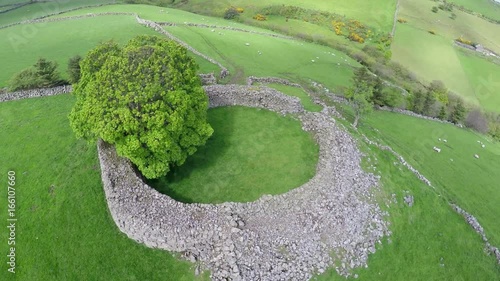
[0, 85, 72, 103]
[98, 84, 390, 280]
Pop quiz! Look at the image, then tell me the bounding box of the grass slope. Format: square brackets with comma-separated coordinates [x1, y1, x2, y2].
[359, 110, 500, 247]
[173, 0, 396, 32]
[317, 136, 500, 280]
[0, 0, 119, 27]
[0, 15, 219, 88]
[266, 83, 322, 112]
[392, 24, 500, 112]
[148, 106, 319, 203]
[165, 25, 358, 88]
[0, 94, 207, 280]
[448, 0, 500, 21]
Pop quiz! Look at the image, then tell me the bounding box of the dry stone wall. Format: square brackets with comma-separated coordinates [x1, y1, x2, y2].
[0, 85, 72, 102]
[136, 16, 229, 79]
[98, 84, 390, 280]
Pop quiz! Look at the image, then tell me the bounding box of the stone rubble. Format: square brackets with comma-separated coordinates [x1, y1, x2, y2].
[451, 204, 500, 265]
[97, 84, 391, 280]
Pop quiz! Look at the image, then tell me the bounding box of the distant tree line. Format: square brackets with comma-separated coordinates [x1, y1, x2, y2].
[346, 66, 500, 141]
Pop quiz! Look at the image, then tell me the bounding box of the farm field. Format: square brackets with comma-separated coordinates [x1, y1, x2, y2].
[0, 15, 222, 88]
[1, 1, 500, 280]
[0, 0, 118, 27]
[0, 94, 207, 281]
[359, 110, 500, 246]
[317, 133, 500, 280]
[448, 0, 500, 21]
[392, 23, 500, 112]
[171, 0, 396, 33]
[149, 106, 319, 204]
[165, 25, 358, 88]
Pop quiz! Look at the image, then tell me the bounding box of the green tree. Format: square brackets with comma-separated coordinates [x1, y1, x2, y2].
[422, 91, 436, 116]
[8, 58, 62, 91]
[67, 55, 82, 84]
[33, 58, 61, 88]
[346, 67, 374, 127]
[449, 99, 467, 124]
[69, 36, 213, 179]
[410, 90, 425, 114]
[428, 80, 449, 105]
[438, 105, 447, 120]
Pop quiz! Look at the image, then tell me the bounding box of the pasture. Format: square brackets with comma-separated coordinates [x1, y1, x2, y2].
[392, 23, 500, 112]
[360, 110, 500, 246]
[0, 0, 118, 27]
[0, 94, 207, 281]
[149, 106, 319, 203]
[173, 0, 396, 33]
[448, 0, 500, 21]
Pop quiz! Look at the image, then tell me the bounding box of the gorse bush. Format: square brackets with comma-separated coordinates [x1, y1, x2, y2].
[253, 14, 267, 21]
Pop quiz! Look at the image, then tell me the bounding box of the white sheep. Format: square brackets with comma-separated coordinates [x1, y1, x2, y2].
[433, 147, 441, 153]
[311, 60, 315, 63]
[481, 144, 485, 148]
[474, 154, 480, 159]
[443, 139, 447, 143]
[245, 43, 250, 46]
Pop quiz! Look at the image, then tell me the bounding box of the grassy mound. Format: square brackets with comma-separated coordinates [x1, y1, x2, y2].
[0, 94, 207, 280]
[148, 106, 319, 204]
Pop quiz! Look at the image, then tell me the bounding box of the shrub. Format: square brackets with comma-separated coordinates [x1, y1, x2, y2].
[67, 55, 82, 84]
[465, 109, 489, 133]
[69, 36, 213, 179]
[8, 58, 63, 91]
[8, 68, 39, 92]
[349, 32, 365, 43]
[397, 18, 408, 23]
[224, 7, 239, 19]
[236, 7, 244, 13]
[450, 13, 457, 20]
[432, 6, 439, 13]
[456, 36, 474, 46]
[253, 14, 267, 21]
[428, 30, 436, 35]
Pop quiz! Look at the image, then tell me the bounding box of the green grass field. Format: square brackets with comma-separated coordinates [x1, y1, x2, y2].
[266, 83, 322, 112]
[165, 25, 358, 88]
[448, 0, 500, 21]
[392, 23, 500, 112]
[358, 110, 500, 247]
[0, 15, 221, 88]
[0, 0, 119, 27]
[0, 94, 208, 281]
[148, 106, 318, 203]
[45, 4, 360, 88]
[317, 136, 500, 280]
[173, 0, 396, 33]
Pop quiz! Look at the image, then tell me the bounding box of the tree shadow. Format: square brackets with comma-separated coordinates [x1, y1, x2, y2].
[146, 107, 236, 203]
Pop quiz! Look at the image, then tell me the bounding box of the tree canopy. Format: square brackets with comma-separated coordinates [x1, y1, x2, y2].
[346, 67, 374, 127]
[69, 35, 213, 179]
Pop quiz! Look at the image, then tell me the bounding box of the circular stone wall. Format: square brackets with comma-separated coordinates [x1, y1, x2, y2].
[148, 106, 319, 204]
[97, 84, 390, 281]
